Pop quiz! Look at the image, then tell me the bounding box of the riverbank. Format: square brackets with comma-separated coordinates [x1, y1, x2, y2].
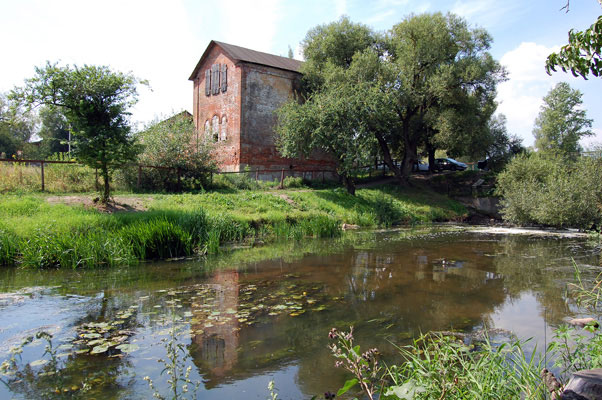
[0, 184, 467, 268]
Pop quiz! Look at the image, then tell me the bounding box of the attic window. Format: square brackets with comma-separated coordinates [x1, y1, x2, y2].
[205, 63, 227, 96]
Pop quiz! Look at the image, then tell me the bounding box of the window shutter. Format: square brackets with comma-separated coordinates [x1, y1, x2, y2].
[212, 64, 220, 95]
[205, 70, 210, 96]
[221, 64, 227, 92]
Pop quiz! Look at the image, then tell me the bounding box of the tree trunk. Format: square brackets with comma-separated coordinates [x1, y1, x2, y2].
[399, 120, 417, 183]
[343, 175, 356, 195]
[101, 167, 110, 204]
[373, 130, 406, 186]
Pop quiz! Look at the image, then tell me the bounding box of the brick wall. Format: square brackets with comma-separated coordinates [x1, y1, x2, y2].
[193, 46, 241, 172]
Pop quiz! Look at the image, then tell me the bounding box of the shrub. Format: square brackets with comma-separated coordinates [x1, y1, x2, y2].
[496, 154, 602, 229]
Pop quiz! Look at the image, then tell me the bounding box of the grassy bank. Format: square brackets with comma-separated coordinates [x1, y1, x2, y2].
[0, 185, 466, 268]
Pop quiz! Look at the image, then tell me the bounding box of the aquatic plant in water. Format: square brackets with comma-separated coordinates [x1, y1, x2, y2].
[144, 307, 201, 400]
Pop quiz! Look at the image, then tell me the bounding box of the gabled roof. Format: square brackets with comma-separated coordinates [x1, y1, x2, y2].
[188, 40, 303, 80]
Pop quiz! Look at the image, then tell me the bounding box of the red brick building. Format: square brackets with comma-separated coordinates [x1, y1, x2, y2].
[189, 41, 335, 177]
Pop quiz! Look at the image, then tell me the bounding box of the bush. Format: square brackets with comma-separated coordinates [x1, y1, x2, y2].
[496, 154, 602, 229]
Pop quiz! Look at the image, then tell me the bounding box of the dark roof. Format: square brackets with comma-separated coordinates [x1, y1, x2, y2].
[189, 40, 303, 80]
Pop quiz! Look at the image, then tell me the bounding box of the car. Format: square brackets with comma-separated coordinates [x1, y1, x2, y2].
[433, 158, 467, 172]
[412, 160, 429, 172]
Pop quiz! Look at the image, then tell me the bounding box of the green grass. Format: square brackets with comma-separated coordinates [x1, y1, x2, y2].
[0, 185, 466, 268]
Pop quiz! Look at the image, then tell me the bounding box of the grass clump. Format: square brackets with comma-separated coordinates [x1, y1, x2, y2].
[327, 327, 544, 400]
[0, 183, 466, 268]
[386, 334, 544, 399]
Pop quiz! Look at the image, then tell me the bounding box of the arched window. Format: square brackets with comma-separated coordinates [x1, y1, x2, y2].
[204, 120, 210, 139]
[220, 116, 227, 141]
[212, 115, 219, 142]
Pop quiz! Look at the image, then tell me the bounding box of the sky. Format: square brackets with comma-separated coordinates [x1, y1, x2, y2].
[1, 0, 601, 149]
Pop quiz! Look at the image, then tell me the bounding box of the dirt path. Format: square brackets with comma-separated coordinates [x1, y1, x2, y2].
[46, 195, 152, 213]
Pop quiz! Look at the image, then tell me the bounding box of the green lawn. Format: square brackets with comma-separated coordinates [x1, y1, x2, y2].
[0, 185, 466, 268]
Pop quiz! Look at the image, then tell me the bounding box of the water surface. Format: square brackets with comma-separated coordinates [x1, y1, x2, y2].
[0, 228, 599, 399]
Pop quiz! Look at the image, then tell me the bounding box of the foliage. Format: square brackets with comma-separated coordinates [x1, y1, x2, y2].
[143, 309, 200, 400]
[386, 334, 544, 399]
[281, 14, 506, 189]
[480, 115, 525, 171]
[546, 15, 602, 79]
[0, 93, 37, 158]
[277, 77, 379, 194]
[328, 327, 383, 399]
[327, 327, 544, 400]
[496, 153, 602, 229]
[11, 62, 145, 202]
[533, 82, 593, 156]
[133, 112, 216, 191]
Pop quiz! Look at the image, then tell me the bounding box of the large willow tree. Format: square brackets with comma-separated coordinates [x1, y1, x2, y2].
[277, 13, 507, 191]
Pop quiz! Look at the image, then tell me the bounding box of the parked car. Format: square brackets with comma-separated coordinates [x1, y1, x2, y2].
[412, 160, 429, 172]
[433, 158, 467, 172]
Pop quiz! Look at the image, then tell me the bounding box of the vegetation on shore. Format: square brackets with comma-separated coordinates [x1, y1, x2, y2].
[324, 262, 602, 400]
[0, 185, 466, 268]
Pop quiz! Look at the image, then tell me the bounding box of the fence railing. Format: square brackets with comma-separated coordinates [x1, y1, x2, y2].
[0, 158, 340, 192]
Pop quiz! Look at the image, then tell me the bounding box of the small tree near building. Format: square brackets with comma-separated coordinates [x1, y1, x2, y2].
[11, 62, 144, 203]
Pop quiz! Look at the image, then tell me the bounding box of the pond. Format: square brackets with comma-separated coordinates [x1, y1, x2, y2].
[0, 227, 600, 399]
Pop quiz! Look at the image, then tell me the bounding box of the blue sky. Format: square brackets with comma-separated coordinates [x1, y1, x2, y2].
[1, 0, 600, 148]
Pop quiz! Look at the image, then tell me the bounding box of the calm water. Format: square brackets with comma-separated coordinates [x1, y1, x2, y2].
[0, 228, 599, 399]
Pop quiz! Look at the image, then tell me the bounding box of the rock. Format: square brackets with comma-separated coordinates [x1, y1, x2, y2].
[341, 223, 360, 230]
[568, 318, 599, 328]
[561, 369, 602, 400]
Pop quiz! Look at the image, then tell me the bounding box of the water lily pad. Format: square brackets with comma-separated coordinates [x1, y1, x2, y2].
[29, 359, 48, 367]
[87, 339, 107, 346]
[81, 333, 101, 339]
[115, 343, 139, 353]
[183, 311, 193, 318]
[90, 345, 109, 354]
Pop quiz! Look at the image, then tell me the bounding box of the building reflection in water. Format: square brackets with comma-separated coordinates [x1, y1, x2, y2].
[189, 270, 240, 385]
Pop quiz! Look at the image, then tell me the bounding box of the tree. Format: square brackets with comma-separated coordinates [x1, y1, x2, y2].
[533, 82, 593, 155]
[0, 94, 36, 158]
[277, 18, 382, 194]
[11, 62, 144, 202]
[280, 14, 505, 190]
[380, 13, 505, 181]
[546, 2, 602, 79]
[135, 111, 216, 191]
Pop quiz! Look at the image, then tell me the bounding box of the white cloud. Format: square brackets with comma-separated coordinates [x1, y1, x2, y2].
[496, 42, 564, 147]
[451, 0, 524, 28]
[366, 9, 396, 24]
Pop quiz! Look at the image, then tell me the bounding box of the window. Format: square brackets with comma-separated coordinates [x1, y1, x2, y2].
[205, 63, 227, 96]
[220, 116, 227, 141]
[212, 115, 219, 142]
[204, 120, 210, 137]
